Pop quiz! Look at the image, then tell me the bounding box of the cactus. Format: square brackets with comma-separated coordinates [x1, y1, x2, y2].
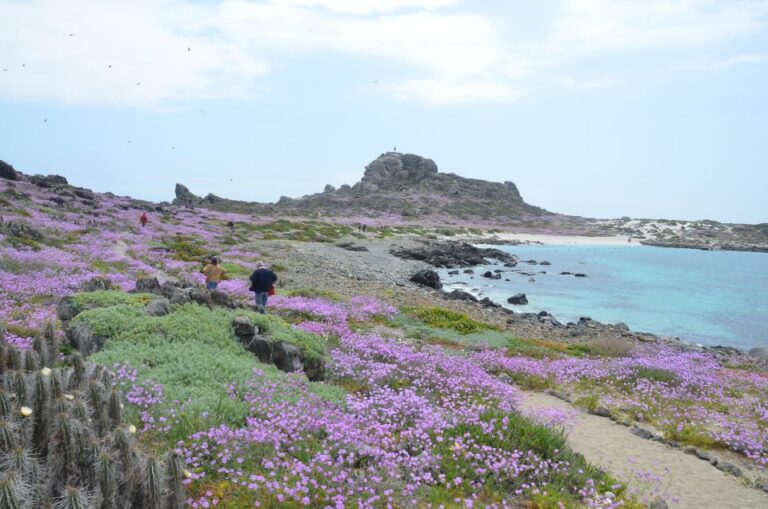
[0, 390, 11, 418]
[106, 391, 121, 428]
[7, 348, 21, 373]
[88, 381, 108, 437]
[23, 351, 39, 373]
[55, 486, 92, 509]
[0, 345, 6, 376]
[94, 449, 115, 509]
[0, 420, 16, 452]
[1, 446, 40, 486]
[142, 454, 164, 509]
[32, 372, 50, 455]
[0, 471, 25, 509]
[70, 354, 85, 390]
[12, 372, 27, 407]
[43, 323, 59, 368]
[164, 449, 186, 509]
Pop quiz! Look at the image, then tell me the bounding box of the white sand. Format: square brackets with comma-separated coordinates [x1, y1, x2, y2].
[488, 233, 640, 246]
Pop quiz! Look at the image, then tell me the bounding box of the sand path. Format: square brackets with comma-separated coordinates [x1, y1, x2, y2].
[521, 391, 768, 509]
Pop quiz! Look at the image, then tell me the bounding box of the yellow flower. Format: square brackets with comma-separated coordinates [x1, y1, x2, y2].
[20, 406, 32, 417]
[183, 469, 193, 479]
[41, 367, 52, 376]
[63, 394, 75, 401]
[128, 424, 137, 434]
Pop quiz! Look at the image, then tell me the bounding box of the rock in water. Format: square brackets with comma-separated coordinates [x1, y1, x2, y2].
[507, 293, 528, 305]
[443, 290, 478, 302]
[410, 270, 442, 289]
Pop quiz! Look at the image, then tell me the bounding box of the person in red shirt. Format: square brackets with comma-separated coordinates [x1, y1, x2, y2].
[140, 213, 148, 228]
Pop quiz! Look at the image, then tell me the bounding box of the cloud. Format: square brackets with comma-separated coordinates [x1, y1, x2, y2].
[679, 52, 768, 71]
[0, 0, 766, 107]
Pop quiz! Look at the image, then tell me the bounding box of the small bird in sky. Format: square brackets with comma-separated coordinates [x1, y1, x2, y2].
[69, 33, 74, 37]
[108, 65, 112, 68]
[2, 68, 7, 72]
[43, 118, 47, 123]
[373, 80, 379, 84]
[172, 146, 176, 150]
[128, 140, 132, 144]
[187, 47, 191, 52]
[21, 64, 25, 68]
[136, 81, 141, 86]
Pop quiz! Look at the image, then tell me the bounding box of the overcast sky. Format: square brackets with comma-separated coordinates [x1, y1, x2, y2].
[1, 0, 767, 223]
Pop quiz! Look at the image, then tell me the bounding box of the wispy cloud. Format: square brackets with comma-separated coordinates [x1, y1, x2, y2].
[0, 0, 766, 107]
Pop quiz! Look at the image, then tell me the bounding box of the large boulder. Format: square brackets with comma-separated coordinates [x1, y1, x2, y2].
[189, 288, 213, 308]
[443, 289, 478, 302]
[0, 160, 19, 181]
[361, 152, 438, 192]
[80, 277, 113, 292]
[482, 271, 501, 280]
[409, 270, 442, 289]
[210, 290, 235, 308]
[30, 174, 68, 188]
[271, 342, 303, 373]
[145, 298, 171, 317]
[507, 293, 528, 305]
[173, 183, 200, 206]
[135, 277, 161, 294]
[748, 347, 768, 359]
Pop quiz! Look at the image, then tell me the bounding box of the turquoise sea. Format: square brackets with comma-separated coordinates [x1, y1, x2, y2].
[439, 245, 768, 349]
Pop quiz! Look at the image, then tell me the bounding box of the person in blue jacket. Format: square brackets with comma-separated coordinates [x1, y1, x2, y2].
[249, 261, 277, 313]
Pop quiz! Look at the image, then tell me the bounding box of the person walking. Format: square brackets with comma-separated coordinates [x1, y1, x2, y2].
[140, 212, 148, 228]
[249, 261, 277, 313]
[202, 257, 226, 290]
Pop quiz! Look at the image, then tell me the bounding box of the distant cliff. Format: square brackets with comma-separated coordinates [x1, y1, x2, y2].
[174, 152, 547, 220]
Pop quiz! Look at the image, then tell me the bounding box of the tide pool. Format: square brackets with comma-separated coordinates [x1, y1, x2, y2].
[439, 245, 768, 349]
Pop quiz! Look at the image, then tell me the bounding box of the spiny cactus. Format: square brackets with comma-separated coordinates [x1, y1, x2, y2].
[164, 449, 186, 509]
[54, 486, 91, 509]
[0, 471, 26, 509]
[23, 351, 40, 373]
[0, 341, 185, 508]
[142, 454, 164, 509]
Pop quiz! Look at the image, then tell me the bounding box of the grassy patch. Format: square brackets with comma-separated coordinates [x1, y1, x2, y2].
[408, 306, 499, 335]
[285, 287, 343, 301]
[162, 233, 209, 261]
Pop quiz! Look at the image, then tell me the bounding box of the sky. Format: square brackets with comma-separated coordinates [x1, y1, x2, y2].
[0, 0, 767, 224]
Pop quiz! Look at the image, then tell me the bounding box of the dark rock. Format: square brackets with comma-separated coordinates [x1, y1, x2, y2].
[592, 406, 611, 418]
[715, 462, 742, 477]
[30, 174, 68, 188]
[173, 183, 201, 206]
[507, 293, 528, 305]
[0, 160, 19, 181]
[335, 241, 369, 252]
[649, 499, 668, 509]
[271, 342, 303, 373]
[481, 271, 501, 280]
[630, 427, 654, 440]
[303, 357, 326, 382]
[478, 297, 500, 308]
[67, 321, 107, 356]
[49, 196, 67, 206]
[462, 269, 474, 274]
[694, 450, 716, 463]
[540, 261, 551, 265]
[210, 290, 235, 308]
[323, 184, 336, 193]
[447, 270, 459, 275]
[614, 322, 630, 332]
[560, 272, 572, 275]
[169, 291, 191, 305]
[409, 270, 442, 290]
[57, 296, 82, 321]
[748, 347, 768, 359]
[135, 277, 161, 294]
[81, 277, 113, 292]
[145, 298, 171, 317]
[523, 259, 538, 265]
[443, 290, 478, 303]
[391, 242, 517, 268]
[574, 273, 587, 277]
[756, 482, 768, 494]
[189, 288, 213, 308]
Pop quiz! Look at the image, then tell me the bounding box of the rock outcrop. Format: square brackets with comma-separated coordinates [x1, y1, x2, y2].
[0, 160, 19, 181]
[409, 269, 442, 290]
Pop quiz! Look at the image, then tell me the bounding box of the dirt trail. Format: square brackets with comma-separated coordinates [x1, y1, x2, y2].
[521, 392, 768, 509]
[114, 240, 173, 281]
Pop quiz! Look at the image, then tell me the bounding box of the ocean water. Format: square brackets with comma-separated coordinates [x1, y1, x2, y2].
[439, 245, 768, 350]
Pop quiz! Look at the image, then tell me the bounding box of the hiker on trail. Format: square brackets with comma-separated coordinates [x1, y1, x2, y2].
[203, 257, 226, 290]
[249, 261, 277, 313]
[140, 212, 148, 228]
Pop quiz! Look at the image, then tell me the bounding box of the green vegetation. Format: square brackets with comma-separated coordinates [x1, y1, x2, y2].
[285, 287, 343, 301]
[408, 306, 500, 335]
[66, 293, 334, 441]
[238, 220, 355, 242]
[162, 233, 209, 261]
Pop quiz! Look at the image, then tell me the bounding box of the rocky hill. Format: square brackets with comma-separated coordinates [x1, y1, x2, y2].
[174, 152, 548, 221]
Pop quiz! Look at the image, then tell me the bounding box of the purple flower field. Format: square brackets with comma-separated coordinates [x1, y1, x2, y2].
[2, 176, 767, 508]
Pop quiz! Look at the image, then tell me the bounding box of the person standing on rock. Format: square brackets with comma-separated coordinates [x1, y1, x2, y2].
[140, 212, 148, 228]
[249, 261, 277, 313]
[203, 257, 226, 291]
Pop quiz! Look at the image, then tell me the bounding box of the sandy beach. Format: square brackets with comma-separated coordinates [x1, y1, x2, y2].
[490, 233, 639, 246]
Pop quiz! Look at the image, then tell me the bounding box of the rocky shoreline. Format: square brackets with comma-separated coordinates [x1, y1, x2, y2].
[278, 236, 766, 366]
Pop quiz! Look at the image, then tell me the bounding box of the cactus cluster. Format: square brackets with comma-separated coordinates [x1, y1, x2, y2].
[0, 325, 185, 508]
